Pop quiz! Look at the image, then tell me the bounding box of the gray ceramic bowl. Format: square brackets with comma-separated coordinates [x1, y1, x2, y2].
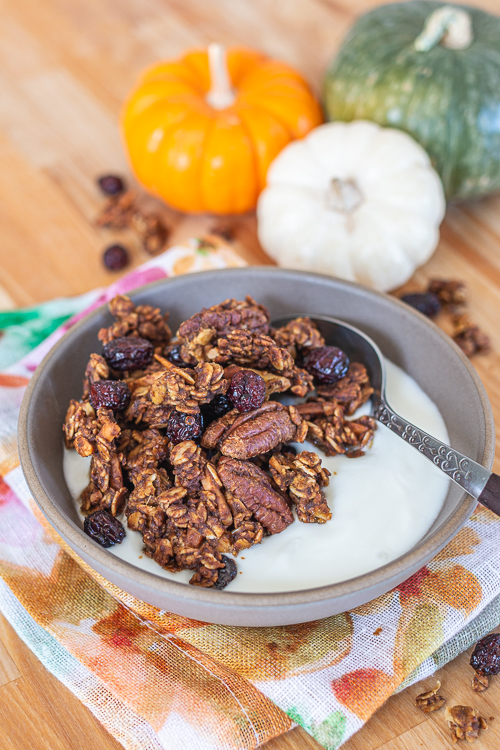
[19, 268, 494, 626]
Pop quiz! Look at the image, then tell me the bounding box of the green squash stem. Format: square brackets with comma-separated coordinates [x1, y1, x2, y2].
[414, 5, 473, 51]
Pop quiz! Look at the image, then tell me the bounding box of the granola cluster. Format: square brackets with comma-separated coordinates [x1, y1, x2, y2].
[97, 190, 169, 255]
[400, 278, 490, 358]
[63, 295, 376, 588]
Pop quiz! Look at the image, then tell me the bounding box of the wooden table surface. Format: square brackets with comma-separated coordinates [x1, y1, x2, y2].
[1, 0, 500, 748]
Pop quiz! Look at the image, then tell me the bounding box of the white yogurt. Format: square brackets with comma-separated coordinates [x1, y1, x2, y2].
[64, 359, 450, 593]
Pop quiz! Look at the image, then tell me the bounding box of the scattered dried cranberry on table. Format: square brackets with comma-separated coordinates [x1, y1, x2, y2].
[400, 292, 441, 318]
[470, 632, 500, 676]
[103, 243, 129, 271]
[63, 295, 376, 588]
[97, 174, 126, 196]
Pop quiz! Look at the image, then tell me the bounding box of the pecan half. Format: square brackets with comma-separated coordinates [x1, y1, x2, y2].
[218, 457, 293, 534]
[208, 402, 303, 460]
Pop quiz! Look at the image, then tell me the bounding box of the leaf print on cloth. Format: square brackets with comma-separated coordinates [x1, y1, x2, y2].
[392, 560, 482, 682]
[179, 614, 354, 681]
[471, 504, 498, 524]
[287, 706, 347, 750]
[395, 567, 432, 604]
[433, 527, 481, 561]
[331, 668, 397, 721]
[88, 604, 292, 745]
[0, 541, 291, 748]
[394, 603, 444, 678]
[0, 373, 29, 387]
[422, 566, 482, 617]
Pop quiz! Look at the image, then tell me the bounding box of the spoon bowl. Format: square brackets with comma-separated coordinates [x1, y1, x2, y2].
[272, 313, 386, 395]
[273, 313, 500, 517]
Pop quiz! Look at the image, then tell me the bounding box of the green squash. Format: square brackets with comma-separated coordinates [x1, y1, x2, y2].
[323, 1, 500, 200]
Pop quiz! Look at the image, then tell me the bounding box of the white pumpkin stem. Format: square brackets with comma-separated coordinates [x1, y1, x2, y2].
[206, 43, 236, 109]
[326, 179, 363, 214]
[414, 6, 473, 51]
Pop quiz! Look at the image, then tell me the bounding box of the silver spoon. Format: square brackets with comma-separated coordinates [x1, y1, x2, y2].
[272, 313, 500, 516]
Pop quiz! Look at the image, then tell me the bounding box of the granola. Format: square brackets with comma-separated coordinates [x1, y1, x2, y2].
[98, 294, 171, 347]
[272, 317, 325, 358]
[96, 190, 168, 255]
[415, 681, 446, 713]
[452, 314, 490, 357]
[447, 705, 488, 743]
[63, 296, 377, 588]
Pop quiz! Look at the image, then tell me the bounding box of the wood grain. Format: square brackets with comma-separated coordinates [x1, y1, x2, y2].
[0, 0, 499, 747]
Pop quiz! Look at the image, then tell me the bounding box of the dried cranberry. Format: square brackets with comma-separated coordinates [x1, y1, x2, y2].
[103, 336, 154, 372]
[303, 346, 349, 384]
[98, 175, 125, 195]
[400, 292, 441, 318]
[84, 509, 125, 547]
[227, 370, 265, 412]
[201, 394, 233, 426]
[89, 380, 130, 411]
[165, 345, 191, 369]
[213, 555, 237, 589]
[470, 633, 500, 675]
[103, 244, 129, 271]
[166, 411, 203, 445]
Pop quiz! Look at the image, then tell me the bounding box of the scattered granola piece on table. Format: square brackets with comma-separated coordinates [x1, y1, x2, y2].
[472, 673, 489, 692]
[452, 314, 490, 357]
[414, 681, 446, 713]
[447, 705, 487, 743]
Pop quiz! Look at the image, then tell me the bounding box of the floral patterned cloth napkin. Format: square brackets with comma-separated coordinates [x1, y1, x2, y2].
[1, 238, 499, 750]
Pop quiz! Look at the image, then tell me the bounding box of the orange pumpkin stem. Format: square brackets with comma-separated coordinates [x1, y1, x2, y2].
[206, 43, 236, 110]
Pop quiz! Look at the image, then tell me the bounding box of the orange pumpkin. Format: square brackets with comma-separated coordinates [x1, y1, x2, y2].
[120, 45, 323, 214]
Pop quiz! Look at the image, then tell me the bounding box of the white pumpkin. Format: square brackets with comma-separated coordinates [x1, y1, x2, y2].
[257, 120, 445, 292]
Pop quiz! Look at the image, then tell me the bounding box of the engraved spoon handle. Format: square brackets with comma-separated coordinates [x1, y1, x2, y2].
[372, 397, 500, 515]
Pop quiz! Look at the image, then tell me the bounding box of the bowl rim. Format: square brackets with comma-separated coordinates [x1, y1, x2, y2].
[18, 267, 495, 610]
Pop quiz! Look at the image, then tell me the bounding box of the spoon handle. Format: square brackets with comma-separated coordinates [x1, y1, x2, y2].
[372, 398, 499, 513]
